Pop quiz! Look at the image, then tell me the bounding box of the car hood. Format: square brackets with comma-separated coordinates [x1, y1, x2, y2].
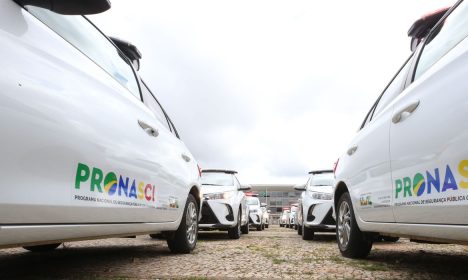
[201, 185, 236, 194]
[309, 185, 333, 194]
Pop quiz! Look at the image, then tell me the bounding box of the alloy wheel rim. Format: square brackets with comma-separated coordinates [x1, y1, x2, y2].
[338, 200, 351, 248]
[186, 202, 198, 245]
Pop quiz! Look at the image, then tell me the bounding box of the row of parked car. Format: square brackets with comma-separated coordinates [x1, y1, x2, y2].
[278, 171, 336, 239]
[199, 169, 270, 238]
[1, 0, 468, 260]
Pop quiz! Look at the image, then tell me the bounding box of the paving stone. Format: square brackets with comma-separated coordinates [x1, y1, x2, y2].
[0, 226, 467, 279]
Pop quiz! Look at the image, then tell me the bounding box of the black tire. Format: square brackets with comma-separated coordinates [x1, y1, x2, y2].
[336, 192, 373, 258]
[167, 194, 198, 254]
[265, 223, 269, 229]
[23, 243, 61, 252]
[382, 236, 400, 242]
[228, 209, 242, 239]
[241, 222, 249, 234]
[297, 221, 303, 235]
[280, 224, 283, 227]
[302, 224, 314, 240]
[294, 224, 298, 230]
[256, 224, 262, 231]
[261, 223, 265, 230]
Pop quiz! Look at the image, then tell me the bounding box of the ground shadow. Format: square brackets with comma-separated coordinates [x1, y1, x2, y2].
[198, 230, 232, 241]
[362, 248, 468, 279]
[0, 242, 171, 279]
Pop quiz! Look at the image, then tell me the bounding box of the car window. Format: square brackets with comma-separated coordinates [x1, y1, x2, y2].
[370, 58, 412, 120]
[309, 173, 335, 187]
[246, 197, 260, 205]
[234, 177, 241, 188]
[359, 54, 413, 130]
[201, 173, 234, 186]
[140, 81, 172, 132]
[26, 7, 141, 98]
[414, 1, 468, 80]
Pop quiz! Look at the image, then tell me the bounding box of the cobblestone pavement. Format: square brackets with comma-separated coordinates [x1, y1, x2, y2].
[0, 226, 467, 279]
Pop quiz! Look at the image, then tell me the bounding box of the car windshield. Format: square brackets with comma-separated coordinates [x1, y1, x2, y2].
[201, 172, 234, 186]
[246, 197, 260, 205]
[310, 172, 335, 187]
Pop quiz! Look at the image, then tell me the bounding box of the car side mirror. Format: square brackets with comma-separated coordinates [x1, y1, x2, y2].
[110, 37, 142, 71]
[294, 184, 306, 191]
[16, 0, 111, 15]
[260, 203, 267, 207]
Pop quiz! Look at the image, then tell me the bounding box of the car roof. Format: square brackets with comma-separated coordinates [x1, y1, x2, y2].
[202, 169, 238, 174]
[308, 169, 333, 175]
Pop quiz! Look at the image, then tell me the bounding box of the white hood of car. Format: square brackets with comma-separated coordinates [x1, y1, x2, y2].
[309, 185, 333, 194]
[201, 185, 236, 194]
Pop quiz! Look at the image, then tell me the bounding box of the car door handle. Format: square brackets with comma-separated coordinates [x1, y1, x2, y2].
[392, 100, 420, 124]
[347, 145, 358, 156]
[138, 120, 159, 137]
[181, 154, 191, 162]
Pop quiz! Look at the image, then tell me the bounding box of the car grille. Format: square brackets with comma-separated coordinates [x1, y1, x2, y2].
[200, 201, 220, 224]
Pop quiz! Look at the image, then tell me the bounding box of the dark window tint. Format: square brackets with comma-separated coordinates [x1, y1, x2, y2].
[140, 82, 172, 132]
[414, 1, 468, 80]
[27, 7, 140, 98]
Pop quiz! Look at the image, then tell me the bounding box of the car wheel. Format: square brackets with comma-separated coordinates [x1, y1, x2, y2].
[302, 224, 314, 240]
[241, 220, 249, 234]
[294, 224, 298, 230]
[261, 223, 265, 230]
[265, 222, 269, 229]
[23, 243, 61, 252]
[228, 209, 242, 239]
[336, 192, 373, 258]
[256, 224, 262, 231]
[298, 219, 303, 235]
[167, 194, 198, 254]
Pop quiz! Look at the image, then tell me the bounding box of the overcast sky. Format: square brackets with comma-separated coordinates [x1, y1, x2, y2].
[90, 0, 455, 185]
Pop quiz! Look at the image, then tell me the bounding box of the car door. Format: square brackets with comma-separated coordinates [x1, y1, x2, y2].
[140, 81, 198, 222]
[337, 57, 413, 223]
[390, 1, 468, 224]
[0, 4, 191, 224]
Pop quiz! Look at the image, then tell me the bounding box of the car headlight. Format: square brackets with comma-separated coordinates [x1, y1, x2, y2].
[203, 191, 233, 201]
[310, 191, 332, 200]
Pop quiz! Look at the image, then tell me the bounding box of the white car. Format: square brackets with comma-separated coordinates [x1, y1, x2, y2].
[296, 170, 336, 240]
[199, 170, 251, 238]
[246, 196, 264, 231]
[279, 209, 290, 227]
[289, 204, 299, 229]
[0, 0, 202, 254]
[333, 1, 468, 258]
[260, 203, 270, 228]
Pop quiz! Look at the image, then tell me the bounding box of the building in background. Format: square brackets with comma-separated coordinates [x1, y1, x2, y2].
[249, 184, 302, 225]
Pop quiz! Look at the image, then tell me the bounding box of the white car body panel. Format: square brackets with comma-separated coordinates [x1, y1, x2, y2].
[247, 197, 262, 226]
[0, 1, 200, 248]
[199, 173, 248, 229]
[300, 176, 335, 230]
[390, 35, 468, 225]
[334, 0, 468, 244]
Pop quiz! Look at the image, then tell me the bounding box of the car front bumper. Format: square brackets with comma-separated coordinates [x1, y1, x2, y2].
[199, 200, 236, 229]
[248, 212, 262, 225]
[304, 201, 336, 231]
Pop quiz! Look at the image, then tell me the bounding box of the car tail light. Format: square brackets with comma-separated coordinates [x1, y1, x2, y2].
[333, 158, 339, 175]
